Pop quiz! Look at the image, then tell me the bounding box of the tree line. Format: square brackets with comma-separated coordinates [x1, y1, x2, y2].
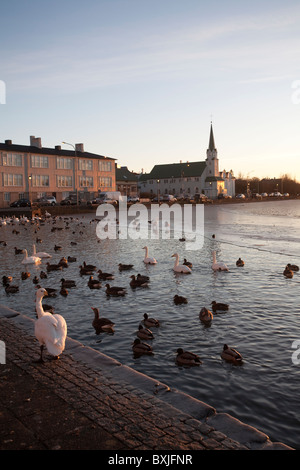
[235, 174, 300, 195]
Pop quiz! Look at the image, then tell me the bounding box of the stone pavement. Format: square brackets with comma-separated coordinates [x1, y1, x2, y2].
[0, 306, 294, 451]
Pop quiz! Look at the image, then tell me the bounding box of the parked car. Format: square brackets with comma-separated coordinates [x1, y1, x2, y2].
[10, 198, 31, 207]
[236, 194, 245, 199]
[260, 193, 268, 197]
[218, 193, 231, 199]
[36, 196, 57, 206]
[45, 196, 57, 205]
[127, 195, 140, 203]
[194, 193, 208, 202]
[273, 192, 282, 197]
[162, 194, 177, 202]
[283, 193, 290, 197]
[60, 196, 81, 205]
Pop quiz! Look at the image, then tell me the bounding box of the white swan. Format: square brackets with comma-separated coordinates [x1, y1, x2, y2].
[212, 250, 228, 272]
[142, 246, 157, 264]
[34, 287, 67, 362]
[21, 249, 41, 265]
[32, 244, 52, 259]
[171, 253, 192, 273]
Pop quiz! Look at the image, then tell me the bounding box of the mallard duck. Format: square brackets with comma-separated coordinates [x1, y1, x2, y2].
[60, 278, 76, 288]
[136, 273, 150, 282]
[211, 301, 229, 312]
[283, 266, 293, 278]
[236, 257, 245, 267]
[54, 244, 62, 251]
[143, 313, 160, 328]
[32, 275, 39, 285]
[40, 271, 48, 279]
[46, 262, 63, 272]
[83, 261, 96, 271]
[286, 263, 299, 272]
[4, 283, 19, 294]
[97, 269, 114, 280]
[173, 294, 188, 305]
[79, 265, 94, 276]
[199, 307, 213, 324]
[67, 256, 77, 263]
[132, 338, 153, 355]
[88, 276, 102, 289]
[44, 287, 57, 297]
[137, 324, 154, 340]
[221, 344, 243, 365]
[176, 348, 202, 366]
[14, 247, 23, 255]
[130, 275, 149, 288]
[21, 272, 30, 280]
[60, 287, 69, 296]
[105, 283, 126, 296]
[91, 307, 115, 334]
[58, 257, 68, 268]
[118, 263, 134, 271]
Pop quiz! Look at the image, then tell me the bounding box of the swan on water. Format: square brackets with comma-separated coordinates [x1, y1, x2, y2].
[212, 250, 228, 272]
[142, 246, 157, 264]
[32, 244, 52, 259]
[171, 253, 192, 273]
[21, 249, 41, 265]
[34, 287, 67, 362]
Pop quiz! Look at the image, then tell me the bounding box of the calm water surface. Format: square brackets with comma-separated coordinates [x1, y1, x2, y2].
[1, 199, 300, 449]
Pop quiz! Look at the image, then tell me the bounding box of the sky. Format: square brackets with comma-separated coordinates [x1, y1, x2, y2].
[1, 0, 300, 180]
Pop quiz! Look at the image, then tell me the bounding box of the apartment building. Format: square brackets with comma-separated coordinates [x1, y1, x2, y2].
[0, 136, 116, 207]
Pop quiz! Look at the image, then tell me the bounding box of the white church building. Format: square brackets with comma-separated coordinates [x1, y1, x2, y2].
[138, 123, 235, 199]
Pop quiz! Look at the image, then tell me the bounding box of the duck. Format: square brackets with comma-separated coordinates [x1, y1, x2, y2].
[2, 275, 12, 285]
[32, 275, 39, 285]
[46, 262, 63, 272]
[67, 256, 77, 263]
[118, 263, 134, 271]
[176, 348, 202, 366]
[79, 265, 94, 276]
[105, 283, 126, 296]
[183, 258, 192, 268]
[211, 301, 229, 312]
[171, 253, 192, 273]
[40, 271, 48, 279]
[137, 324, 154, 340]
[143, 313, 160, 328]
[236, 257, 245, 267]
[88, 276, 102, 289]
[58, 257, 68, 268]
[97, 269, 114, 280]
[199, 307, 213, 324]
[212, 251, 228, 272]
[54, 244, 62, 251]
[286, 263, 299, 272]
[130, 275, 149, 288]
[221, 344, 243, 365]
[173, 294, 188, 305]
[21, 271, 30, 280]
[283, 266, 293, 278]
[34, 287, 67, 363]
[60, 278, 76, 288]
[44, 287, 57, 297]
[4, 282, 19, 294]
[91, 307, 115, 334]
[21, 249, 41, 265]
[60, 287, 69, 296]
[132, 338, 153, 356]
[142, 246, 157, 264]
[14, 247, 24, 255]
[32, 244, 52, 259]
[136, 273, 150, 283]
[83, 261, 96, 271]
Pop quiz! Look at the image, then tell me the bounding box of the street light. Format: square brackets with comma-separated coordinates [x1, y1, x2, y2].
[62, 141, 78, 205]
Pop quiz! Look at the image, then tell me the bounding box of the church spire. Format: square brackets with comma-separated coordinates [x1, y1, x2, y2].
[208, 122, 216, 151]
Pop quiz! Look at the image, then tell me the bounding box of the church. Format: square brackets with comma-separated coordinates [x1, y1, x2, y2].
[138, 123, 235, 199]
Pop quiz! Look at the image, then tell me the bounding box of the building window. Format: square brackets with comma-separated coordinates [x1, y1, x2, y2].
[99, 160, 112, 172]
[2, 153, 22, 166]
[79, 176, 93, 187]
[79, 159, 93, 171]
[57, 175, 73, 187]
[4, 192, 10, 201]
[57, 157, 73, 170]
[3, 173, 23, 186]
[32, 175, 49, 187]
[31, 155, 49, 168]
[99, 176, 112, 188]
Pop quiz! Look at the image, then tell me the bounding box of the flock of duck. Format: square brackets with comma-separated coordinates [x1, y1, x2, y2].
[1, 213, 297, 368]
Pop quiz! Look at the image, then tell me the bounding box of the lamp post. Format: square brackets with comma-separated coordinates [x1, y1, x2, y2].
[157, 179, 160, 203]
[62, 141, 78, 205]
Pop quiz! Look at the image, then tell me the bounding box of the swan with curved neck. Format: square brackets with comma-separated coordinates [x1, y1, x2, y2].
[212, 251, 228, 271]
[171, 253, 192, 273]
[142, 246, 157, 264]
[21, 249, 41, 265]
[34, 287, 67, 362]
[33, 244, 52, 259]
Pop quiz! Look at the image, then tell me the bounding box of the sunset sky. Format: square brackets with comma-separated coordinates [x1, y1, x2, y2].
[1, 0, 300, 179]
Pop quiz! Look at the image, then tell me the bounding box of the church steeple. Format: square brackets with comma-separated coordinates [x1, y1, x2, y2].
[208, 122, 216, 151]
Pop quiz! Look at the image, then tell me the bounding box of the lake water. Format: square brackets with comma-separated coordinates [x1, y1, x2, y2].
[1, 199, 300, 449]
